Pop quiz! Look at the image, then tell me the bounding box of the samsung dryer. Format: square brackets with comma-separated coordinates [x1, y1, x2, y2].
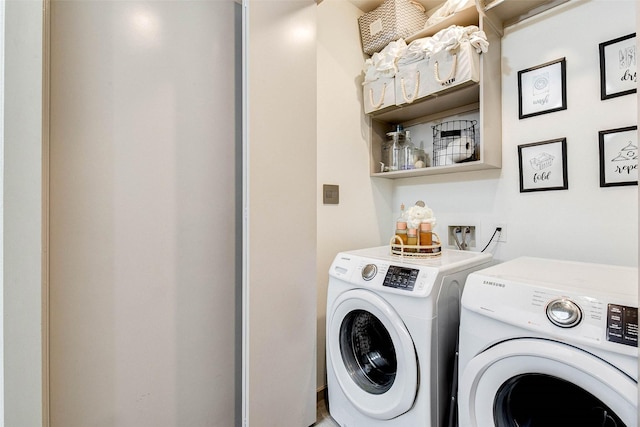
[326, 246, 493, 427]
[458, 257, 638, 427]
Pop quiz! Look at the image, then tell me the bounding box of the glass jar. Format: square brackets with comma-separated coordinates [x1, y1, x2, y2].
[382, 124, 406, 171]
[413, 148, 427, 168]
[419, 222, 433, 253]
[412, 139, 428, 169]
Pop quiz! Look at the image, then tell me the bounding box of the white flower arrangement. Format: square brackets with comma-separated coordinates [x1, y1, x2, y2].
[404, 203, 437, 229]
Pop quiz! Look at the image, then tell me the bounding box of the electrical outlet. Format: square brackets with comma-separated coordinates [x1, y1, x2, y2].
[496, 224, 507, 242]
[447, 225, 476, 250]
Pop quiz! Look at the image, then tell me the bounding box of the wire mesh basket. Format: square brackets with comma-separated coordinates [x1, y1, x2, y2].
[432, 120, 478, 166]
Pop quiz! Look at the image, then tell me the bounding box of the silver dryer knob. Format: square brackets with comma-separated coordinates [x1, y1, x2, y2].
[361, 264, 377, 281]
[546, 298, 582, 328]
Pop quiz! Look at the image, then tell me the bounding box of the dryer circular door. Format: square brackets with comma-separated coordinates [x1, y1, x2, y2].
[458, 338, 637, 427]
[327, 289, 418, 420]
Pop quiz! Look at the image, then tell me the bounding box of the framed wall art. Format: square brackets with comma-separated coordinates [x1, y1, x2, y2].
[599, 33, 637, 100]
[599, 126, 638, 187]
[518, 138, 568, 192]
[518, 58, 567, 119]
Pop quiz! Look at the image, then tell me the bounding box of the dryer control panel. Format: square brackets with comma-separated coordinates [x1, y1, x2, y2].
[463, 257, 638, 356]
[607, 304, 638, 347]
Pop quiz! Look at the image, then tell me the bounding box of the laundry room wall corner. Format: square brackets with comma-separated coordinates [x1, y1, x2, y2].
[316, 0, 394, 395]
[245, 1, 317, 426]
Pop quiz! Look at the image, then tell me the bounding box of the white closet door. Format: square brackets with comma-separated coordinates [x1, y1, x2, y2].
[49, 2, 239, 426]
[245, 1, 317, 426]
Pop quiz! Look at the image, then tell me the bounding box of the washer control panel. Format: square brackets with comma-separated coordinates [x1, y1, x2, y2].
[382, 265, 419, 291]
[607, 304, 638, 347]
[329, 253, 440, 297]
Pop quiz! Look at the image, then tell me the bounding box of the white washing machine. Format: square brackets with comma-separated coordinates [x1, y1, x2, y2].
[458, 257, 638, 427]
[326, 246, 493, 427]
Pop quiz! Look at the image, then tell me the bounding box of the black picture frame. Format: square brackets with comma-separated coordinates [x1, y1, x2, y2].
[598, 126, 638, 187]
[518, 58, 567, 119]
[518, 138, 568, 192]
[599, 33, 637, 100]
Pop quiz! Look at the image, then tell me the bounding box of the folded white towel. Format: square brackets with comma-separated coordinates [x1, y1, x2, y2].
[397, 38, 431, 65]
[363, 39, 408, 83]
[426, 0, 475, 27]
[432, 25, 488, 54]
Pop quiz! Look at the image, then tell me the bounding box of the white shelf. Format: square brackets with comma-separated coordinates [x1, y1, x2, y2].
[367, 4, 499, 178]
[406, 4, 479, 43]
[483, 0, 570, 27]
[358, 0, 566, 179]
[369, 83, 480, 124]
[371, 159, 499, 178]
[348, 0, 568, 27]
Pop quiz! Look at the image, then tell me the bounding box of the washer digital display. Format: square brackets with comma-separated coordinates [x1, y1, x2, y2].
[383, 265, 419, 291]
[607, 304, 638, 347]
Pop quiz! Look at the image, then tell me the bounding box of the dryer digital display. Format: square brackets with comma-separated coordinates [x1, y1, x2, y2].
[607, 304, 638, 347]
[383, 266, 419, 291]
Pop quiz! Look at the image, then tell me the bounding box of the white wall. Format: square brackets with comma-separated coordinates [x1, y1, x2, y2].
[316, 0, 638, 391]
[3, 1, 44, 425]
[316, 0, 393, 389]
[394, 0, 637, 267]
[49, 2, 238, 425]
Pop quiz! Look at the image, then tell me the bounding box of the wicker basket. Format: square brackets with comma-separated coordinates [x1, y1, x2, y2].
[390, 233, 442, 258]
[358, 0, 427, 56]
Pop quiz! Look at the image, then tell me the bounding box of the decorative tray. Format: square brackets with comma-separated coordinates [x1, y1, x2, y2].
[389, 233, 442, 258]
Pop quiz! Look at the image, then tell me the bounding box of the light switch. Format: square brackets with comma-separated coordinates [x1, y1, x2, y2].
[323, 184, 339, 205]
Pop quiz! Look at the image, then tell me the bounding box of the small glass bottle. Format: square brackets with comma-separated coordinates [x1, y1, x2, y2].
[394, 204, 408, 245]
[407, 228, 418, 252]
[395, 223, 408, 246]
[419, 221, 433, 253]
[402, 130, 415, 170]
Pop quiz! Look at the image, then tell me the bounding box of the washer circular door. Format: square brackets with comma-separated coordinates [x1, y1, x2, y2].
[458, 338, 637, 427]
[328, 289, 418, 420]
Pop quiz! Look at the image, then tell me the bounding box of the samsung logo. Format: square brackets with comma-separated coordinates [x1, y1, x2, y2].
[483, 280, 506, 288]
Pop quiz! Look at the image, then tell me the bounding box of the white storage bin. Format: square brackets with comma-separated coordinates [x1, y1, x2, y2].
[427, 41, 480, 95]
[395, 57, 432, 105]
[363, 76, 396, 114]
